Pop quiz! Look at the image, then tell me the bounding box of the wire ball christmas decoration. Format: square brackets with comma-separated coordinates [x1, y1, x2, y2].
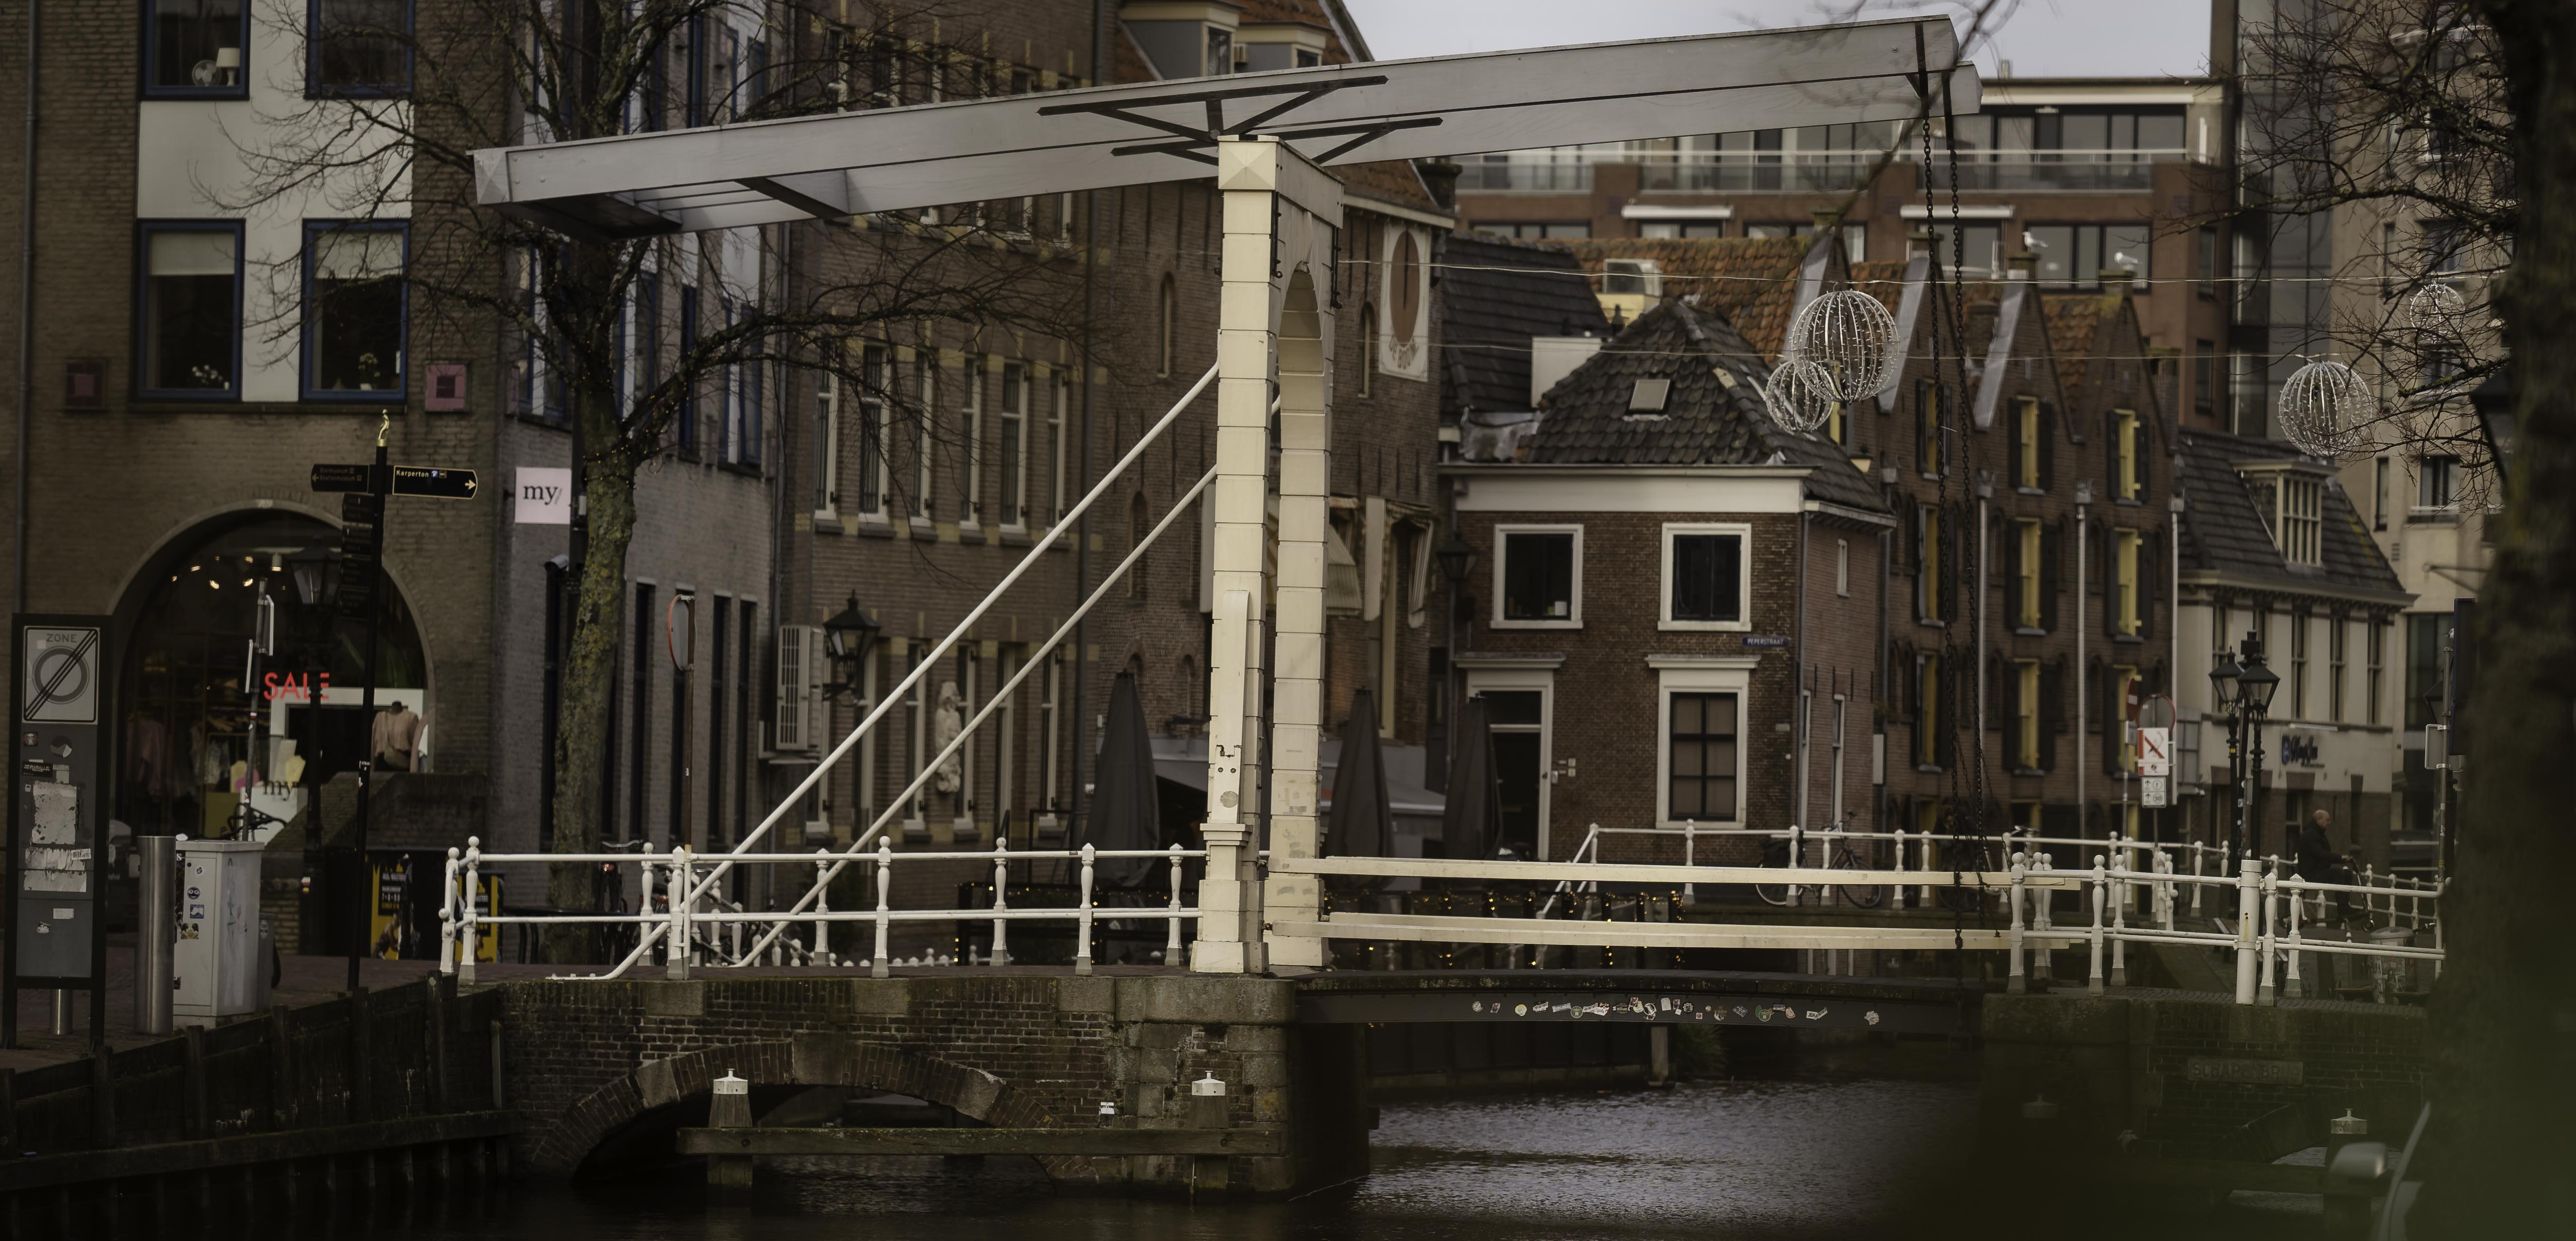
[2405, 283, 2468, 333]
[1782, 288, 1900, 403]
[1762, 357, 1837, 433]
[2276, 359, 2374, 461]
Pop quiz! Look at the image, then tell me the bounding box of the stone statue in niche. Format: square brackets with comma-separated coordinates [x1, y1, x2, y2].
[933, 680, 964, 796]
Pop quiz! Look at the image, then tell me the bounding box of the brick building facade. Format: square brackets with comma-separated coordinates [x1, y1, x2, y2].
[0, 0, 1452, 945]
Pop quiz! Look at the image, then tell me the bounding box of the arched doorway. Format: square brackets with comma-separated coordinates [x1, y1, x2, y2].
[115, 512, 427, 837]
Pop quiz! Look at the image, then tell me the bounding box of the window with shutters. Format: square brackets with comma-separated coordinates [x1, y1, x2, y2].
[1915, 379, 1944, 476]
[2016, 519, 2043, 629]
[2110, 665, 2141, 774]
[1496, 526, 1582, 628]
[1916, 504, 1942, 622]
[2113, 409, 2141, 500]
[2114, 528, 2141, 636]
[1913, 651, 1941, 767]
[2014, 659, 2041, 770]
[2015, 397, 2043, 490]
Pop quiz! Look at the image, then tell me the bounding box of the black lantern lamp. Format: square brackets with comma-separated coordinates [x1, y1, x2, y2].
[286, 546, 336, 608]
[2208, 649, 2242, 712]
[2236, 639, 2280, 716]
[1433, 529, 1477, 588]
[822, 593, 881, 698]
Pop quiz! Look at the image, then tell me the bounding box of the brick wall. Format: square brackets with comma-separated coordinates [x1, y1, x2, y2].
[497, 973, 1336, 1192]
[1454, 504, 1886, 855]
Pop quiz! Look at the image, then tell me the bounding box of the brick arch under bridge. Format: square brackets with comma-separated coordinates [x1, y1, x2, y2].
[533, 1034, 1066, 1179]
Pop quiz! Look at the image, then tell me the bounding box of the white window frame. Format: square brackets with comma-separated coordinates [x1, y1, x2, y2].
[1651, 656, 1756, 829]
[960, 353, 985, 527]
[911, 353, 936, 525]
[1462, 662, 1556, 857]
[812, 371, 840, 521]
[1047, 371, 1070, 530]
[1658, 522, 1752, 632]
[997, 359, 1027, 531]
[1829, 693, 1847, 827]
[856, 343, 893, 524]
[1491, 524, 1584, 630]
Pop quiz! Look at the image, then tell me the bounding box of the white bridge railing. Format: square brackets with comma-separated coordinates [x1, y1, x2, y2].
[1272, 827, 2443, 1008]
[437, 839, 1202, 982]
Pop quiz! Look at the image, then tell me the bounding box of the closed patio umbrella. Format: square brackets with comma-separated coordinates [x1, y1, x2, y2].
[1086, 672, 1160, 886]
[1442, 695, 1501, 860]
[1326, 689, 1394, 859]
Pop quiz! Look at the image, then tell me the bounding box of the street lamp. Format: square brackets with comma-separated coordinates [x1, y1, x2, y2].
[822, 593, 881, 700]
[1433, 530, 1477, 591]
[2234, 635, 2281, 861]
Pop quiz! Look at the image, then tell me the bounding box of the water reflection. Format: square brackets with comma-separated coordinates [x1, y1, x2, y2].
[375, 1079, 1987, 1241]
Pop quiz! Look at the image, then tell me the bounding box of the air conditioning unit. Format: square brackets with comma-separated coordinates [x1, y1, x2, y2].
[773, 624, 822, 753]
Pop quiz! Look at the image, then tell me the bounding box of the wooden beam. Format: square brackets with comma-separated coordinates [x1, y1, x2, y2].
[674, 1126, 1286, 1157]
[1277, 913, 2085, 951]
[0, 1112, 519, 1192]
[1269, 855, 2080, 888]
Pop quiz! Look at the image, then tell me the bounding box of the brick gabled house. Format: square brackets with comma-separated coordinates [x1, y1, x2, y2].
[1442, 294, 1890, 861]
[1857, 251, 2180, 849]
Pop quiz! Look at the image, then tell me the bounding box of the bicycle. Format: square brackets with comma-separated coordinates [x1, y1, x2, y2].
[1754, 830, 1886, 909]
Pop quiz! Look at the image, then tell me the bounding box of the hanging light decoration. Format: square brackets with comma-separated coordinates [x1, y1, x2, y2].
[1762, 357, 1836, 433]
[1782, 288, 1900, 403]
[2405, 283, 2467, 333]
[2277, 359, 2373, 461]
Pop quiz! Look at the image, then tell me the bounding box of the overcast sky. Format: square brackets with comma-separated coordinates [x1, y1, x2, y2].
[1339, 0, 2214, 79]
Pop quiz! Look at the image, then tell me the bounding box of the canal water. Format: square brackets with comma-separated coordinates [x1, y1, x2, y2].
[360, 1077, 2311, 1240]
[378, 1079, 2009, 1241]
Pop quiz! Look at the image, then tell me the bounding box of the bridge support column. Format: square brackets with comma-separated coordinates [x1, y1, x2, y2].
[1195, 137, 1340, 976]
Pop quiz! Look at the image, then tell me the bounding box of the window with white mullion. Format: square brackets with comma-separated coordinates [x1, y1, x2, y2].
[910, 353, 936, 520]
[813, 371, 839, 519]
[960, 354, 984, 525]
[998, 361, 1026, 528]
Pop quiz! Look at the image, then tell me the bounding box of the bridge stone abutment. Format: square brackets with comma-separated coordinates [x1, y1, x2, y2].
[496, 974, 1363, 1194]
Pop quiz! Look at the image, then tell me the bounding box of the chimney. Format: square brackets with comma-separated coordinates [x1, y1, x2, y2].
[1415, 159, 1462, 210]
[1811, 208, 1843, 234]
[1907, 229, 1935, 261]
[2098, 266, 2138, 297]
[2006, 251, 2038, 281]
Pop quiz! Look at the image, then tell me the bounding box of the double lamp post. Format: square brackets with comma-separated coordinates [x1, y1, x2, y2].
[2208, 632, 2281, 865]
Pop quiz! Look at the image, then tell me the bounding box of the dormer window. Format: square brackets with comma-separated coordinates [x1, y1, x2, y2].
[2239, 462, 2325, 567]
[1120, 3, 1243, 82]
[1603, 260, 1662, 297]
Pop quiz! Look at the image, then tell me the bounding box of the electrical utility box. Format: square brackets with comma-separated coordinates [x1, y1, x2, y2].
[175, 839, 265, 1024]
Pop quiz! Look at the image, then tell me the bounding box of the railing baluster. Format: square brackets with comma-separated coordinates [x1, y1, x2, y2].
[991, 838, 1011, 967]
[460, 838, 482, 986]
[1076, 844, 1097, 977]
[2006, 852, 2028, 995]
[2087, 855, 2107, 997]
[439, 847, 460, 976]
[668, 846, 692, 981]
[1166, 844, 1187, 966]
[871, 839, 893, 978]
[814, 850, 833, 966]
[2257, 869, 2280, 1006]
[2284, 880, 2306, 999]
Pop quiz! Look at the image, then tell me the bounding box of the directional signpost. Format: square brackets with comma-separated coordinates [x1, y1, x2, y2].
[311, 431, 479, 989]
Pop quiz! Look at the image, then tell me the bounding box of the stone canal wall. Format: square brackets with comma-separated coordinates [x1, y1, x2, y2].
[496, 973, 1366, 1194]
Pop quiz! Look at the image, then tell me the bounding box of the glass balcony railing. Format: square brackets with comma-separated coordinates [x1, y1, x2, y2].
[1457, 149, 2188, 194]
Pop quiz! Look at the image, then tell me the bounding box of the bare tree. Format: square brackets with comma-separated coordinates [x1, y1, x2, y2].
[2223, 1, 2510, 484]
[218, 0, 1086, 949]
[2226, 0, 2576, 1229]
